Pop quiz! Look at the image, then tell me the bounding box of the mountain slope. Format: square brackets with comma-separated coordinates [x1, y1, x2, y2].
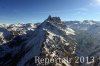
[65, 20, 100, 66]
[0, 16, 77, 66]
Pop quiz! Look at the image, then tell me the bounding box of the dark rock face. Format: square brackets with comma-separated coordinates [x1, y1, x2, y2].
[45, 15, 61, 23]
[44, 16, 67, 29]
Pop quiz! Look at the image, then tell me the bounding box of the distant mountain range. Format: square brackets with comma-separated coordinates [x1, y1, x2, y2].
[0, 16, 100, 66]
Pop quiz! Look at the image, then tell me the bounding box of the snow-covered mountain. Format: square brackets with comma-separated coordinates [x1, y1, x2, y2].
[64, 20, 100, 31]
[0, 23, 39, 44]
[0, 16, 100, 66]
[65, 20, 100, 66]
[0, 16, 77, 66]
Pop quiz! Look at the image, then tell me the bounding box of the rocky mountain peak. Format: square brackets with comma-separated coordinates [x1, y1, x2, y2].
[42, 15, 67, 29]
[45, 15, 61, 23]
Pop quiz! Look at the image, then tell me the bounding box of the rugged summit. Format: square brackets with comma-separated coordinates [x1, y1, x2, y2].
[45, 16, 67, 29]
[45, 15, 61, 23]
[0, 16, 76, 66]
